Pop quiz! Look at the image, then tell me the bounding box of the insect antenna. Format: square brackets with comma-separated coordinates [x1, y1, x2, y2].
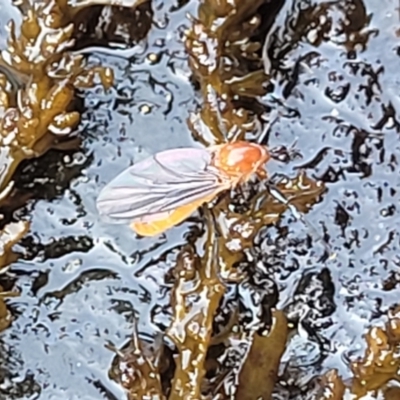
[257, 112, 280, 145]
[264, 180, 333, 256]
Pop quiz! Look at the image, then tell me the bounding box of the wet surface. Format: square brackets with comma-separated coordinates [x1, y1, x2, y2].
[0, 0, 400, 399]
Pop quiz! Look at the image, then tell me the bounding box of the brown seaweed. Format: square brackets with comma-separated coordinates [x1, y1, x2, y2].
[167, 233, 224, 400]
[0, 0, 114, 204]
[384, 387, 400, 400]
[317, 306, 400, 399]
[108, 322, 166, 400]
[0, 220, 29, 332]
[162, 0, 327, 398]
[349, 306, 400, 397]
[1, 0, 330, 398]
[185, 0, 279, 146]
[0, 220, 29, 272]
[235, 310, 288, 400]
[70, 0, 153, 49]
[165, 172, 324, 398]
[317, 369, 345, 400]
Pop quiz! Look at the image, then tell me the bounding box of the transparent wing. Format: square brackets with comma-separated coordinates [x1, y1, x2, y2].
[96, 148, 227, 221]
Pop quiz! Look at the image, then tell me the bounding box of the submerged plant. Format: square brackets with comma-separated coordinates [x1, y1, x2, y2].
[0, 0, 114, 204]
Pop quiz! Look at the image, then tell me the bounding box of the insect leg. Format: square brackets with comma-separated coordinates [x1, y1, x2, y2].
[264, 181, 332, 255]
[269, 139, 301, 163]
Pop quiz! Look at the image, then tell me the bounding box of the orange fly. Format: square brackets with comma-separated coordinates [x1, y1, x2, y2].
[96, 141, 271, 236]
